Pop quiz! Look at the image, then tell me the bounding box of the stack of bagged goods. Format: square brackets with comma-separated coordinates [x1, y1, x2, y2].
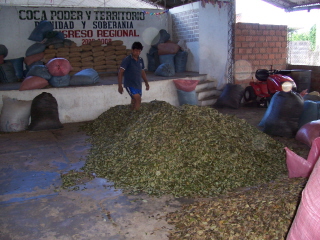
[113, 40, 127, 69]
[0, 44, 20, 83]
[104, 44, 117, 73]
[56, 46, 70, 60]
[81, 44, 94, 70]
[43, 46, 57, 64]
[104, 40, 129, 73]
[147, 29, 189, 76]
[68, 44, 82, 75]
[24, 42, 46, 71]
[91, 40, 106, 72]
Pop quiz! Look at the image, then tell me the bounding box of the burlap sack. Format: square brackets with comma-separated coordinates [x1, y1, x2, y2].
[44, 49, 57, 54]
[70, 66, 81, 72]
[82, 56, 93, 62]
[82, 45, 92, 51]
[94, 56, 105, 62]
[81, 51, 93, 58]
[106, 67, 118, 72]
[93, 51, 105, 57]
[106, 64, 117, 69]
[69, 56, 81, 62]
[104, 45, 116, 52]
[57, 47, 70, 52]
[115, 45, 126, 51]
[115, 50, 127, 56]
[81, 61, 94, 68]
[108, 40, 123, 46]
[56, 52, 69, 58]
[70, 61, 82, 67]
[69, 52, 81, 57]
[93, 61, 105, 66]
[105, 54, 116, 60]
[92, 46, 103, 52]
[90, 40, 103, 47]
[116, 55, 126, 61]
[94, 65, 106, 70]
[69, 46, 82, 52]
[69, 42, 77, 48]
[43, 53, 56, 60]
[106, 60, 117, 65]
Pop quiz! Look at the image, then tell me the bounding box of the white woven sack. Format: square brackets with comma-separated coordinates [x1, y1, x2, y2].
[0, 96, 32, 132]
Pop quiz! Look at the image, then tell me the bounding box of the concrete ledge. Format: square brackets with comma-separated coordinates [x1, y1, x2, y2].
[0, 72, 206, 123]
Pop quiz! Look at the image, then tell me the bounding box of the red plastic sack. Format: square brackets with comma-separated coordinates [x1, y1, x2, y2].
[295, 120, 320, 147]
[24, 52, 45, 66]
[46, 58, 72, 76]
[173, 79, 199, 92]
[19, 76, 49, 91]
[285, 147, 313, 178]
[158, 42, 181, 55]
[286, 155, 320, 240]
[285, 137, 320, 178]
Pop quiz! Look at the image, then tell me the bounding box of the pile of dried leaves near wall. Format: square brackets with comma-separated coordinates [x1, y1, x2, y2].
[75, 100, 287, 198]
[166, 177, 307, 239]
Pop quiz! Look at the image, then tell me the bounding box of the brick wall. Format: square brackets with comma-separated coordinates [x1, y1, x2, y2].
[171, 10, 199, 43]
[234, 23, 288, 87]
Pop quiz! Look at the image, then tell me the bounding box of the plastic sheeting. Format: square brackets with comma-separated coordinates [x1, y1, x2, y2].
[285, 137, 320, 178]
[286, 149, 320, 240]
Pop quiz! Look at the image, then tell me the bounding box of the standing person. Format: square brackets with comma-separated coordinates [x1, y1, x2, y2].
[118, 42, 150, 110]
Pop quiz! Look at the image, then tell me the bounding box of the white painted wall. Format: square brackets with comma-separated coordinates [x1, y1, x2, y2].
[0, 6, 169, 65]
[0, 5, 229, 82]
[169, 2, 229, 89]
[199, 3, 229, 89]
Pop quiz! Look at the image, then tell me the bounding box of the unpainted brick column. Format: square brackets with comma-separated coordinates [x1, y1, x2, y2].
[234, 22, 287, 87]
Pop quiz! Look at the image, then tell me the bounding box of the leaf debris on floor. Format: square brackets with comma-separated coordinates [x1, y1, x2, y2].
[166, 177, 306, 240]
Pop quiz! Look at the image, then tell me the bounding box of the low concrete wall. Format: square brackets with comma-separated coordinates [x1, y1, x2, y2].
[0, 79, 180, 124]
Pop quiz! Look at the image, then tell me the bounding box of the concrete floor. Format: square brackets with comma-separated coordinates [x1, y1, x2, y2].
[0, 102, 310, 240]
[0, 121, 201, 240]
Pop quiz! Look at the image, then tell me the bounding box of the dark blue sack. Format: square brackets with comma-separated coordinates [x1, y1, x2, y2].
[176, 89, 198, 106]
[49, 74, 70, 87]
[28, 20, 54, 42]
[154, 63, 175, 77]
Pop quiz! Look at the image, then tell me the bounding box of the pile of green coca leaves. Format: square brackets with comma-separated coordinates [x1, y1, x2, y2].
[79, 101, 287, 198]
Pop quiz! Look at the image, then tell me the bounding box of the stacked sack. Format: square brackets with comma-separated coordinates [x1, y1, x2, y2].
[68, 43, 82, 74]
[0, 44, 22, 83]
[104, 40, 131, 73]
[147, 29, 189, 77]
[42, 39, 130, 75]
